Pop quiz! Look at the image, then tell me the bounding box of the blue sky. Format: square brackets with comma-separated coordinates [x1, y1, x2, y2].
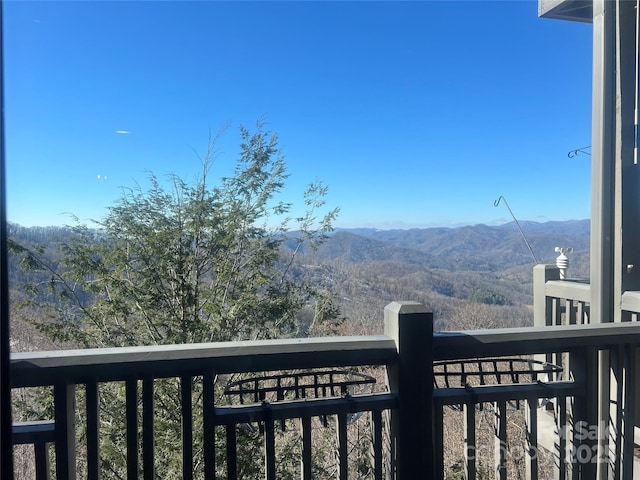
[4, 1, 592, 229]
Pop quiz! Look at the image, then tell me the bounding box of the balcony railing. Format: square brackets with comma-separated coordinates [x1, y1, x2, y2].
[11, 300, 640, 479]
[534, 263, 640, 324]
[534, 264, 591, 328]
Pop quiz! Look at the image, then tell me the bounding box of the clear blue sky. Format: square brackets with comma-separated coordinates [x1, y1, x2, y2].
[4, 1, 592, 229]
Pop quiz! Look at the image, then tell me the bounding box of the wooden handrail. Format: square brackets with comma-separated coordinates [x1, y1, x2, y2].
[10, 335, 396, 388]
[433, 321, 640, 360]
[11, 301, 640, 479]
[12, 322, 640, 387]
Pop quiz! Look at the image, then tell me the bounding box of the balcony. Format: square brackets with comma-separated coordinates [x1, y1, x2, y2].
[10, 288, 640, 480]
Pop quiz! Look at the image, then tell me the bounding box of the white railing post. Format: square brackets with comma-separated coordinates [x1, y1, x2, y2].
[384, 301, 433, 479]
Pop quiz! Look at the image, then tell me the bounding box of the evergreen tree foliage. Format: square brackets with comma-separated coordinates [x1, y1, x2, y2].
[12, 122, 340, 348]
[10, 122, 345, 478]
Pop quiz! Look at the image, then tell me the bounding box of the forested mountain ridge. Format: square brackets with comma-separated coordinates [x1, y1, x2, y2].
[286, 219, 590, 331]
[326, 219, 590, 274]
[11, 219, 589, 278]
[9, 219, 591, 340]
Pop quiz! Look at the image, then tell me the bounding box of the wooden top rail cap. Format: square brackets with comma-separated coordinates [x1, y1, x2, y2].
[434, 321, 640, 360]
[10, 335, 397, 387]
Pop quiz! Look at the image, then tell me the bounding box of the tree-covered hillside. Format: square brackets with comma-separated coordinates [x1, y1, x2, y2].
[283, 220, 589, 333]
[9, 218, 590, 344]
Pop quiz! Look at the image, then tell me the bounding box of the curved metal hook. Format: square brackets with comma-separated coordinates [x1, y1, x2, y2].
[494, 195, 539, 264]
[568, 146, 591, 158]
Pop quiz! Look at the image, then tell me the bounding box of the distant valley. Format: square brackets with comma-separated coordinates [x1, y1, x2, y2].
[286, 219, 590, 332]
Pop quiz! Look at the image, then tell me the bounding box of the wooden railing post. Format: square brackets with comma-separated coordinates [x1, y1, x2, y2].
[85, 380, 100, 480]
[533, 265, 562, 381]
[53, 382, 76, 480]
[384, 301, 433, 480]
[569, 346, 599, 479]
[533, 264, 560, 328]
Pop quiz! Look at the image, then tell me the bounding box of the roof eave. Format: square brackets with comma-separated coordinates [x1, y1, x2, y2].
[539, 0, 593, 23]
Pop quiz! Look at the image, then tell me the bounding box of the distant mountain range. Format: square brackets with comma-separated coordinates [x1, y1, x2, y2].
[9, 219, 592, 333]
[280, 219, 591, 330]
[297, 219, 590, 276]
[10, 219, 591, 277]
